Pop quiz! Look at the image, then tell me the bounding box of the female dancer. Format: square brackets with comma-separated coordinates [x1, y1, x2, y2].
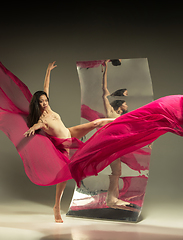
[69, 94, 183, 187]
[2, 61, 182, 221]
[23, 61, 114, 223]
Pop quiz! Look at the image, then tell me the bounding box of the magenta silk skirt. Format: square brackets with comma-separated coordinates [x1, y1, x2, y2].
[0, 62, 83, 186]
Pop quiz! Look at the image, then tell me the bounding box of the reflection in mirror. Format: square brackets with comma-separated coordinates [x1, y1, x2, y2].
[67, 58, 153, 222]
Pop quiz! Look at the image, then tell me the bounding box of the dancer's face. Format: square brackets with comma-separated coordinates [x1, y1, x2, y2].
[123, 90, 128, 96]
[117, 102, 128, 115]
[39, 94, 49, 111]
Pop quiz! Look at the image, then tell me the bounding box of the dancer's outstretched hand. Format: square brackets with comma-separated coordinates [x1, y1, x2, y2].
[48, 61, 57, 71]
[24, 127, 35, 137]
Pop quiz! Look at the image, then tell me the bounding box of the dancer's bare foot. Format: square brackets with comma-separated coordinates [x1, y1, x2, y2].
[106, 175, 140, 212]
[106, 198, 140, 212]
[53, 206, 63, 223]
[107, 197, 130, 207]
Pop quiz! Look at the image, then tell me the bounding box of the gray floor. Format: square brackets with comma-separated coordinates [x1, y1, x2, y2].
[0, 199, 182, 240]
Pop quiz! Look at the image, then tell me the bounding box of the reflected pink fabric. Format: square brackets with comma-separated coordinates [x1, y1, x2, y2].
[70, 176, 148, 211]
[81, 104, 105, 121]
[70, 95, 183, 187]
[120, 147, 151, 173]
[0, 62, 83, 186]
[76, 60, 105, 69]
[118, 176, 148, 207]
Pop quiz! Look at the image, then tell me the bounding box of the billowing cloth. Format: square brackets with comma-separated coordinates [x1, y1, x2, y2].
[81, 104, 151, 172]
[69, 95, 183, 187]
[0, 62, 83, 186]
[76, 60, 121, 69]
[1, 62, 183, 188]
[120, 147, 151, 173]
[76, 60, 105, 69]
[81, 104, 105, 121]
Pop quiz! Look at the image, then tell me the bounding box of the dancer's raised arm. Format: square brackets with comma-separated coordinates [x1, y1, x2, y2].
[24, 61, 57, 136]
[44, 61, 57, 97]
[102, 60, 114, 117]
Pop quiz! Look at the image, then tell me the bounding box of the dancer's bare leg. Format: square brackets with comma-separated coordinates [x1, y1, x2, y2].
[69, 118, 114, 139]
[106, 159, 131, 208]
[53, 181, 67, 223]
[53, 118, 114, 223]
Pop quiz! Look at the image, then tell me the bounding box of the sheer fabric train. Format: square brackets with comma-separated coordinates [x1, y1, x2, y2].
[1, 62, 183, 188]
[70, 95, 183, 187]
[0, 62, 83, 186]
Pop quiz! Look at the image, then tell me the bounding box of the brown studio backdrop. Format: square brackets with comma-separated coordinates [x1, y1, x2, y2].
[0, 18, 183, 218]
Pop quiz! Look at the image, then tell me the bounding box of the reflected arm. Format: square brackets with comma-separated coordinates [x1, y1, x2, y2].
[102, 60, 114, 117]
[102, 60, 110, 96]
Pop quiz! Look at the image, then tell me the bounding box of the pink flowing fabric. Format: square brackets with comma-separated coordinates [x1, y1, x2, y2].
[0, 62, 83, 186]
[1, 62, 183, 189]
[76, 60, 120, 69]
[120, 148, 151, 173]
[81, 104, 151, 172]
[70, 95, 183, 187]
[81, 104, 105, 121]
[76, 60, 105, 69]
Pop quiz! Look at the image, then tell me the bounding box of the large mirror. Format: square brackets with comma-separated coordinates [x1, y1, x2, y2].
[67, 58, 153, 222]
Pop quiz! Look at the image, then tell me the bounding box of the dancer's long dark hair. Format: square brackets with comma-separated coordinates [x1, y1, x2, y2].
[110, 59, 121, 66]
[27, 91, 49, 128]
[110, 100, 126, 111]
[110, 88, 127, 96]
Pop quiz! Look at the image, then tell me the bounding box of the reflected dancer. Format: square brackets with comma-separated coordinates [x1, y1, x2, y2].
[102, 60, 130, 209]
